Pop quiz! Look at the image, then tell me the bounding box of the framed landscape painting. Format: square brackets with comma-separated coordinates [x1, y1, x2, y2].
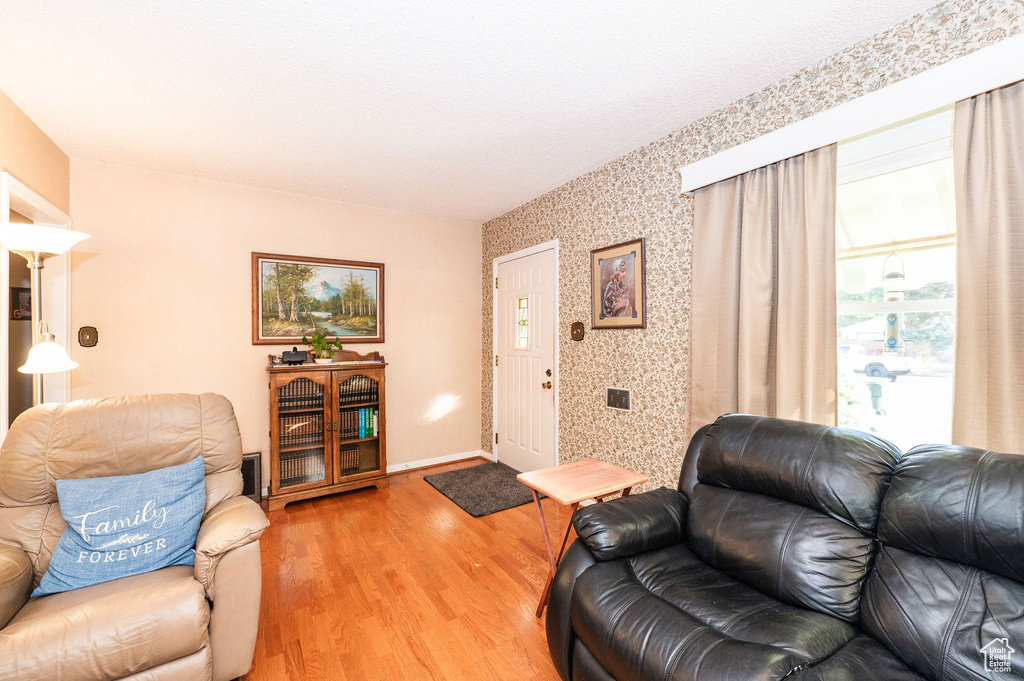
[590, 238, 646, 330]
[252, 252, 384, 344]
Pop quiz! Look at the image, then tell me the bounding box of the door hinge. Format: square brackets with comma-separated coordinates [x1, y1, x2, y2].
[495, 277, 498, 289]
[495, 355, 498, 366]
[495, 432, 498, 444]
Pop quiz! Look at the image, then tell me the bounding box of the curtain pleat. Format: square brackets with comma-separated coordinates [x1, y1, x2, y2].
[952, 79, 1024, 453]
[691, 145, 837, 434]
[776, 149, 838, 422]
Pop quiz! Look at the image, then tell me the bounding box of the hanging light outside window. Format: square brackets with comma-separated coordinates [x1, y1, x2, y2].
[882, 244, 905, 354]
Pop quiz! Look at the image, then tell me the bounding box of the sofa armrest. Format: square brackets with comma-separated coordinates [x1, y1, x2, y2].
[572, 487, 686, 561]
[194, 496, 269, 594]
[546, 539, 596, 681]
[0, 543, 33, 629]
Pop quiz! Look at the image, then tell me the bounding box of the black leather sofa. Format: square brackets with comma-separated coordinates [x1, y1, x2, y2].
[546, 414, 1024, 681]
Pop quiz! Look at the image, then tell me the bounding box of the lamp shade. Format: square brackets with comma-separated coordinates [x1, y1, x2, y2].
[18, 322, 78, 375]
[0, 222, 90, 255]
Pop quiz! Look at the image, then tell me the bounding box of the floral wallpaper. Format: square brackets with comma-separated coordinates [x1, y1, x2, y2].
[481, 0, 1024, 490]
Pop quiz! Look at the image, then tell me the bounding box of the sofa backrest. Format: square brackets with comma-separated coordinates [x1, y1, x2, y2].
[862, 444, 1024, 679]
[678, 423, 710, 501]
[685, 414, 900, 622]
[0, 393, 243, 586]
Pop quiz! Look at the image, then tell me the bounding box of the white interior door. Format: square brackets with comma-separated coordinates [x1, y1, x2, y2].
[495, 247, 556, 473]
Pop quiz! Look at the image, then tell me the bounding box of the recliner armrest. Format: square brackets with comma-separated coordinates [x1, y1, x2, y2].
[546, 540, 596, 681]
[572, 487, 686, 561]
[0, 543, 33, 629]
[194, 496, 269, 594]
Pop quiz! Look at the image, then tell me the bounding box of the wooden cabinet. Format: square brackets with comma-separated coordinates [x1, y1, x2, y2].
[267, 350, 388, 511]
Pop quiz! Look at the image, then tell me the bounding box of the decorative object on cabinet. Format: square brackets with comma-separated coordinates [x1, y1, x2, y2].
[302, 327, 344, 364]
[281, 347, 307, 365]
[266, 348, 388, 510]
[252, 252, 384, 345]
[590, 238, 646, 330]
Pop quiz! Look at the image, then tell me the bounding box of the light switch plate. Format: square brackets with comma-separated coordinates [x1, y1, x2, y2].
[78, 326, 98, 347]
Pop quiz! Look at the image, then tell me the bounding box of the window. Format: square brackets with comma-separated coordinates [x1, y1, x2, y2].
[516, 297, 529, 349]
[836, 108, 956, 450]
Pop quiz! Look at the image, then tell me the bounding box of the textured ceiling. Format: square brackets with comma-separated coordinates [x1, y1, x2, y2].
[0, 1, 941, 221]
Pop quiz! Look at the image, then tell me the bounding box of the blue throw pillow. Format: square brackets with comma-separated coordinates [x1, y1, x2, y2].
[33, 456, 206, 597]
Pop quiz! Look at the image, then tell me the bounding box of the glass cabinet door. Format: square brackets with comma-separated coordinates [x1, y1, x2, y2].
[334, 373, 381, 478]
[274, 375, 330, 490]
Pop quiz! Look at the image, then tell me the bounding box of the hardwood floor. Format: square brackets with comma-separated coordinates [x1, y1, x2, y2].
[244, 458, 573, 681]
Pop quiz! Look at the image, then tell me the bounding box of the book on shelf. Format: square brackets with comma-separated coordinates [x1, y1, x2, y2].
[279, 378, 323, 410]
[338, 375, 378, 405]
[278, 413, 323, 447]
[281, 448, 327, 484]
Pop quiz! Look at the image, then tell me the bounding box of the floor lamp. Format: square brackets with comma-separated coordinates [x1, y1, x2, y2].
[0, 222, 90, 405]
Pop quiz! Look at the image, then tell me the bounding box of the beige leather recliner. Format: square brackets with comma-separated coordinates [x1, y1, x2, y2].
[0, 393, 269, 681]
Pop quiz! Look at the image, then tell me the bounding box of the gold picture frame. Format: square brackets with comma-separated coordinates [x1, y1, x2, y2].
[590, 238, 646, 330]
[252, 252, 385, 344]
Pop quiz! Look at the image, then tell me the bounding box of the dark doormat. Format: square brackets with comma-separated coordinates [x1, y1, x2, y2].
[424, 461, 540, 517]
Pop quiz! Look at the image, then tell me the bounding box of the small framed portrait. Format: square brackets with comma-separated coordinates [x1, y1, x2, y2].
[10, 287, 31, 321]
[590, 238, 646, 330]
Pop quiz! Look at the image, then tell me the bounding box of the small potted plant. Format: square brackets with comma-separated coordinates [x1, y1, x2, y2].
[301, 328, 344, 364]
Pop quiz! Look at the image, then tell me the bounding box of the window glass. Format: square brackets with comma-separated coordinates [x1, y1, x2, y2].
[836, 108, 956, 451]
[516, 297, 529, 349]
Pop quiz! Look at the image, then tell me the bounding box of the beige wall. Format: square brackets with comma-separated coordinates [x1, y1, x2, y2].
[481, 0, 1024, 490]
[70, 160, 482, 483]
[0, 91, 70, 214]
[0, 87, 67, 425]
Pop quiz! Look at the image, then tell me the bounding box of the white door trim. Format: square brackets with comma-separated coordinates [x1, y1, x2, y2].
[492, 238, 559, 467]
[1, 172, 74, 443]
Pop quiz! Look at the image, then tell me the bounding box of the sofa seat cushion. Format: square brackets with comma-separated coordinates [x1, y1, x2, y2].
[792, 636, 926, 680]
[571, 544, 857, 681]
[0, 565, 209, 681]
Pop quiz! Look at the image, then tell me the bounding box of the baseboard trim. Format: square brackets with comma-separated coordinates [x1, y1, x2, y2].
[386, 450, 494, 475]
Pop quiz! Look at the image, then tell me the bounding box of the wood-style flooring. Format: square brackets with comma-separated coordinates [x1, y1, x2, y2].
[244, 458, 572, 681]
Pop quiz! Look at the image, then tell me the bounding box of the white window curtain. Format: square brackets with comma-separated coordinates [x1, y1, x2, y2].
[690, 145, 838, 434]
[952, 79, 1024, 453]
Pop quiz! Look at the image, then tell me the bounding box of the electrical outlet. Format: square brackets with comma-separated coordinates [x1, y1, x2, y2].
[606, 387, 631, 411]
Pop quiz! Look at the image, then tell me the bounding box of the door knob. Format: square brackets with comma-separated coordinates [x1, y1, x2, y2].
[542, 381, 552, 389]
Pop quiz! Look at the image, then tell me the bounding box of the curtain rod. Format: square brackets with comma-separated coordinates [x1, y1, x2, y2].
[677, 34, 1024, 195]
[836, 233, 956, 260]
